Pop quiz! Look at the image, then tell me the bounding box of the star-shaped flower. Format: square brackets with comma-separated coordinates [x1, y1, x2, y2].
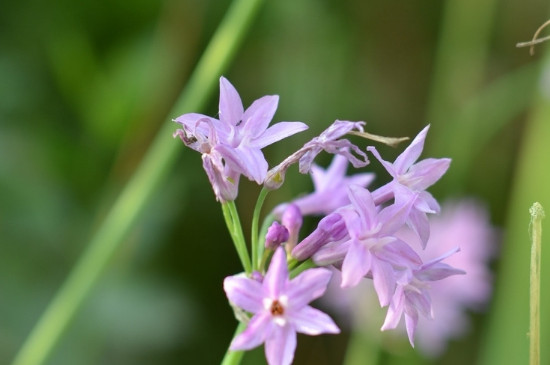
[367, 125, 450, 246]
[381, 248, 465, 346]
[312, 185, 418, 306]
[174, 77, 308, 201]
[224, 247, 340, 365]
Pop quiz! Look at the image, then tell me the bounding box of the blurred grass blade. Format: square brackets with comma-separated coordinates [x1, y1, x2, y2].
[10, 0, 265, 364]
[434, 61, 540, 189]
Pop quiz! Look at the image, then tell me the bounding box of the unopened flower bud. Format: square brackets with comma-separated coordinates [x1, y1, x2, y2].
[281, 204, 303, 250]
[265, 221, 289, 250]
[292, 212, 347, 260]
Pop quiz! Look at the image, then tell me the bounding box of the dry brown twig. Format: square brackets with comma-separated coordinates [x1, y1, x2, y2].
[517, 19, 550, 55]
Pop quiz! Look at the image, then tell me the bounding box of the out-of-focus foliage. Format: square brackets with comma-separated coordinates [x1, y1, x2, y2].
[1, 0, 549, 364]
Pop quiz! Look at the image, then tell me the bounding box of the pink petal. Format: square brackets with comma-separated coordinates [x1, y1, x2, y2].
[347, 185, 377, 230]
[224, 275, 264, 313]
[405, 157, 451, 191]
[290, 306, 340, 335]
[234, 145, 269, 183]
[407, 208, 430, 249]
[265, 325, 296, 365]
[371, 259, 396, 307]
[264, 247, 289, 298]
[241, 95, 279, 139]
[312, 239, 350, 266]
[341, 240, 370, 288]
[219, 77, 244, 127]
[404, 310, 419, 347]
[381, 286, 405, 331]
[393, 125, 430, 174]
[252, 121, 308, 149]
[377, 197, 414, 236]
[231, 313, 273, 350]
[286, 268, 332, 308]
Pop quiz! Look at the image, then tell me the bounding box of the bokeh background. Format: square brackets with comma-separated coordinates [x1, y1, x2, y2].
[1, 0, 550, 364]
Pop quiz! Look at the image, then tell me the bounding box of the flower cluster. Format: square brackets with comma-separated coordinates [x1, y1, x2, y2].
[174, 77, 466, 365]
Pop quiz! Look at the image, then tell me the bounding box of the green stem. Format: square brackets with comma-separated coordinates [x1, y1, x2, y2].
[251, 188, 269, 270]
[529, 202, 545, 365]
[289, 259, 315, 278]
[222, 202, 252, 274]
[220, 322, 247, 365]
[10, 1, 265, 364]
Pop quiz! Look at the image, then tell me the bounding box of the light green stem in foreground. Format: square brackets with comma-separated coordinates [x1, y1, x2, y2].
[289, 259, 315, 278]
[10, 1, 265, 364]
[251, 188, 269, 270]
[221, 322, 247, 365]
[529, 202, 545, 365]
[223, 201, 252, 274]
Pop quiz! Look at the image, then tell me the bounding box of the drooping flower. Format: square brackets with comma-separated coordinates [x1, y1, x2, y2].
[265, 120, 369, 190]
[395, 199, 497, 356]
[174, 77, 308, 201]
[224, 247, 340, 365]
[381, 248, 465, 347]
[367, 125, 450, 246]
[273, 154, 375, 217]
[319, 198, 495, 356]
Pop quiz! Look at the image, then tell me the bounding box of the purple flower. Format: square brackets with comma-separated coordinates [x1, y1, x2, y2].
[313, 186, 418, 306]
[224, 247, 340, 365]
[174, 77, 308, 201]
[265, 120, 369, 190]
[273, 154, 375, 217]
[368, 125, 451, 246]
[395, 199, 497, 356]
[381, 247, 465, 347]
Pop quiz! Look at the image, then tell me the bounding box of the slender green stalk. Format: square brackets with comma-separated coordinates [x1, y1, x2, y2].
[220, 321, 247, 365]
[529, 202, 545, 365]
[251, 188, 269, 270]
[289, 259, 315, 278]
[478, 51, 550, 365]
[223, 201, 252, 274]
[257, 212, 275, 271]
[10, 1, 265, 364]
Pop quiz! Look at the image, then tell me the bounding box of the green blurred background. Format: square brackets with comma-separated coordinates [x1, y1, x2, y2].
[1, 0, 550, 364]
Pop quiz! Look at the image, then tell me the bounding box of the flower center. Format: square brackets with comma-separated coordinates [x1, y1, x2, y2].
[270, 299, 285, 316]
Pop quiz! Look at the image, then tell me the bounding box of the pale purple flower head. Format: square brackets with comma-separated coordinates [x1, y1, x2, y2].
[368, 125, 451, 246]
[224, 247, 340, 365]
[174, 77, 308, 201]
[273, 154, 375, 217]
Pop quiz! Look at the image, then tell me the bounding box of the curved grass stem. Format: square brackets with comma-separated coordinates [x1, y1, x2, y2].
[10, 0, 265, 364]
